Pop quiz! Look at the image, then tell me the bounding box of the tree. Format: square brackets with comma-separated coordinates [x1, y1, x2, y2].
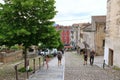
[41, 26, 61, 49]
[0, 0, 57, 68]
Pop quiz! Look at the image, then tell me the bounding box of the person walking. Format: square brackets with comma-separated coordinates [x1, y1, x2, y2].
[45, 55, 50, 69]
[83, 50, 88, 65]
[57, 51, 62, 66]
[90, 49, 95, 65]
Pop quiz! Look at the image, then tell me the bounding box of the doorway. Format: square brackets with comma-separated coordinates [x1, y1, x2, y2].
[108, 49, 113, 66]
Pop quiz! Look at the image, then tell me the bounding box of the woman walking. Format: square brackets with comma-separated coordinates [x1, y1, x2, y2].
[45, 55, 50, 69]
[83, 50, 88, 65]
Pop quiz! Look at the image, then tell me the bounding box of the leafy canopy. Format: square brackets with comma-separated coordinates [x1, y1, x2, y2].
[0, 0, 59, 48]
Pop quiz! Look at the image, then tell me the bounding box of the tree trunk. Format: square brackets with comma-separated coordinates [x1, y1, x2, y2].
[23, 47, 27, 68]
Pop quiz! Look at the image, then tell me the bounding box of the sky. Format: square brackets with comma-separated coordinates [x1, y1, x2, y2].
[0, 0, 3, 3]
[53, 0, 107, 26]
[0, 0, 107, 26]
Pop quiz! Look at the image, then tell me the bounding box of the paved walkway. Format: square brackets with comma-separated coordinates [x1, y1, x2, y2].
[29, 55, 65, 80]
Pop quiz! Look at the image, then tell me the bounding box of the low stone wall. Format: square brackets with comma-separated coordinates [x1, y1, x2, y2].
[0, 50, 23, 63]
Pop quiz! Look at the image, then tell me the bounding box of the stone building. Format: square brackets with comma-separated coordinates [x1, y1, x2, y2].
[71, 24, 81, 49]
[104, 0, 120, 67]
[81, 23, 94, 50]
[91, 16, 106, 56]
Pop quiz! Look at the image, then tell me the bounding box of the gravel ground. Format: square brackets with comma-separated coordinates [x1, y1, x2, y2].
[64, 51, 120, 80]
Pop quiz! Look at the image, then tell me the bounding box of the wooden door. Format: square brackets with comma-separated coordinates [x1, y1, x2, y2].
[109, 49, 113, 66]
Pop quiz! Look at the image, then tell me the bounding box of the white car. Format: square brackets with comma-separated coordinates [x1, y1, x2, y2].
[41, 49, 50, 55]
[51, 48, 57, 56]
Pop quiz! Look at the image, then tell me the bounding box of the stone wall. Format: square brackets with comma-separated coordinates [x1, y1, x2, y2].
[104, 0, 120, 67]
[0, 50, 23, 63]
[95, 22, 106, 56]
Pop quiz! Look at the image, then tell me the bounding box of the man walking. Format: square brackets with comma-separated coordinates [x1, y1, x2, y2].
[90, 49, 95, 65]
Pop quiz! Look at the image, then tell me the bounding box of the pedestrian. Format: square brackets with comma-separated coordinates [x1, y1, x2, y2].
[61, 49, 64, 54]
[89, 49, 95, 65]
[45, 55, 50, 69]
[83, 50, 88, 65]
[57, 51, 62, 66]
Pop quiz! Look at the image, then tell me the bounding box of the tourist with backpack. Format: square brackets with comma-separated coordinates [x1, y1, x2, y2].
[57, 51, 62, 66]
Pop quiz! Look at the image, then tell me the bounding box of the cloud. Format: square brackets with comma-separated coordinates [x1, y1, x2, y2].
[0, 0, 107, 25]
[53, 0, 107, 25]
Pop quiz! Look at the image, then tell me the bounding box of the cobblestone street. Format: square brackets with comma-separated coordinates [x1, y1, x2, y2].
[64, 51, 120, 80]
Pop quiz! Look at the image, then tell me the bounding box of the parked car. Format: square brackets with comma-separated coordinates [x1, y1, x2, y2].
[41, 49, 50, 56]
[51, 48, 57, 56]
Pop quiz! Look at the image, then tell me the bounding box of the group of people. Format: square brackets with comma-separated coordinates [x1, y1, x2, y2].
[44, 50, 63, 69]
[83, 49, 95, 65]
[44, 48, 95, 70]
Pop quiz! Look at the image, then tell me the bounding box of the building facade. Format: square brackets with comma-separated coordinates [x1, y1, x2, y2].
[104, 0, 120, 67]
[55, 25, 71, 45]
[91, 16, 106, 56]
[71, 24, 81, 49]
[81, 23, 94, 50]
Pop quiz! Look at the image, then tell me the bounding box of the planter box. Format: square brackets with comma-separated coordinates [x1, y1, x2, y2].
[0, 50, 23, 63]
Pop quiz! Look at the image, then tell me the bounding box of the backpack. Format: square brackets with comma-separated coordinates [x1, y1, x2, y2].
[57, 53, 62, 58]
[90, 51, 95, 57]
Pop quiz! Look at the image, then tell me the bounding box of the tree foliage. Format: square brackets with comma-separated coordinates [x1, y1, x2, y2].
[0, 0, 57, 48]
[40, 26, 58, 48]
[0, 0, 63, 68]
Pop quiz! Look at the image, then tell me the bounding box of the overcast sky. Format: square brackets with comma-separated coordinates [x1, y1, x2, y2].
[53, 0, 107, 25]
[0, 0, 3, 3]
[0, 0, 107, 26]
